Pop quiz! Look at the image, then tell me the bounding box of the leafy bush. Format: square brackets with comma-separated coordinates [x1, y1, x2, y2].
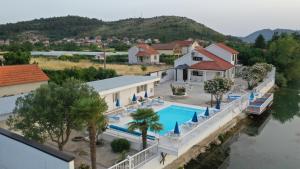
[111, 139, 130, 153]
[44, 67, 117, 84]
[161, 71, 167, 78]
[140, 65, 147, 72]
[275, 72, 287, 87]
[170, 84, 186, 96]
[78, 164, 90, 169]
[160, 54, 177, 65]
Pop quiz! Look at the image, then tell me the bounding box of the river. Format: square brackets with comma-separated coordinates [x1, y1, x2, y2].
[185, 81, 300, 169]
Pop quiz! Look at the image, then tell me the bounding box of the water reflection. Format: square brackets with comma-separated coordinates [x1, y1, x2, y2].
[271, 87, 300, 123]
[185, 84, 300, 169]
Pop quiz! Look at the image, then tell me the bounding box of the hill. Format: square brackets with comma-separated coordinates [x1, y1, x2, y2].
[241, 28, 300, 43]
[0, 16, 231, 42]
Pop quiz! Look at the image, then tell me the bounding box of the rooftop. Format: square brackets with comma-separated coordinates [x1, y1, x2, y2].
[216, 43, 239, 54]
[87, 75, 160, 94]
[0, 64, 49, 87]
[136, 43, 158, 56]
[0, 128, 75, 162]
[190, 47, 234, 71]
[0, 94, 25, 116]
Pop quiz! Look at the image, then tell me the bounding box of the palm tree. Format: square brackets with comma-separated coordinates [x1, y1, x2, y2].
[72, 90, 108, 169]
[128, 108, 163, 149]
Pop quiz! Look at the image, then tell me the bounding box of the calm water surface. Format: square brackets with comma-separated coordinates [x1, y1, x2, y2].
[185, 81, 300, 169]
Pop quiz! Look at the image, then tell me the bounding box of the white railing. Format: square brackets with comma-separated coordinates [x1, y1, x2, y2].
[108, 143, 159, 169]
[130, 143, 158, 169]
[108, 159, 130, 169]
[159, 92, 249, 154]
[255, 68, 275, 93]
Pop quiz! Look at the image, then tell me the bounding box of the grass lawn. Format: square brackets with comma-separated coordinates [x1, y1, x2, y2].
[31, 57, 171, 75]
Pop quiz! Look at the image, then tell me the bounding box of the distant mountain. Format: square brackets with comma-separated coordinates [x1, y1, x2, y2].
[241, 29, 300, 43]
[0, 16, 236, 42]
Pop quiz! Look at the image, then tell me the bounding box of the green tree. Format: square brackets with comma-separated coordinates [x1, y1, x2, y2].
[254, 34, 266, 49]
[204, 78, 233, 107]
[128, 108, 163, 149]
[3, 51, 31, 65]
[7, 79, 90, 151]
[141, 65, 147, 72]
[71, 89, 108, 169]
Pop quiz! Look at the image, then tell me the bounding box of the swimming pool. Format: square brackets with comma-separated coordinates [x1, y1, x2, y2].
[154, 105, 205, 135]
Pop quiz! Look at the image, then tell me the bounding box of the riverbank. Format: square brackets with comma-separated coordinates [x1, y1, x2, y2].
[184, 83, 300, 169]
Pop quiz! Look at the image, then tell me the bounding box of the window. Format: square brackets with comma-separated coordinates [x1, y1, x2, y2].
[154, 55, 157, 60]
[193, 57, 203, 61]
[192, 71, 203, 76]
[113, 92, 120, 102]
[137, 84, 147, 93]
[216, 72, 221, 77]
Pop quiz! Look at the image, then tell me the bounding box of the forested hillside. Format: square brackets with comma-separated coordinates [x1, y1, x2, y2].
[0, 16, 231, 42]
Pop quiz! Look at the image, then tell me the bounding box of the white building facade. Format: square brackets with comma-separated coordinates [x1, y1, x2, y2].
[87, 76, 160, 111]
[174, 44, 238, 83]
[128, 44, 160, 64]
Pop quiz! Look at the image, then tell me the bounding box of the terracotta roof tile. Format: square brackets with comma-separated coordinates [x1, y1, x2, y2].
[136, 43, 158, 56]
[190, 47, 234, 71]
[0, 64, 49, 87]
[216, 43, 239, 54]
[152, 40, 195, 50]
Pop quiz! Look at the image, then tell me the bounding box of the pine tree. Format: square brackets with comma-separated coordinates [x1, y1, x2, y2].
[254, 34, 266, 49]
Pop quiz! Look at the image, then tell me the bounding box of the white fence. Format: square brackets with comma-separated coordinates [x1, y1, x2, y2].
[149, 69, 174, 83]
[158, 68, 275, 155]
[108, 143, 158, 169]
[158, 93, 249, 155]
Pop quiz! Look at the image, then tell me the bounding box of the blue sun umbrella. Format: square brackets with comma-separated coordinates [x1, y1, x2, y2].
[174, 121, 180, 135]
[144, 91, 148, 98]
[116, 99, 120, 107]
[192, 112, 198, 123]
[250, 92, 255, 101]
[132, 94, 137, 102]
[205, 107, 210, 117]
[215, 100, 221, 110]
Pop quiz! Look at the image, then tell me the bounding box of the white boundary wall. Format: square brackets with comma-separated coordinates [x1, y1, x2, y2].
[149, 69, 174, 83]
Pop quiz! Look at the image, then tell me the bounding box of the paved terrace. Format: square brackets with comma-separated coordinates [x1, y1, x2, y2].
[154, 78, 248, 107]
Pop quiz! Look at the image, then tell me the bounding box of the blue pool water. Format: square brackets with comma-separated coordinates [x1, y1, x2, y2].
[154, 105, 205, 135]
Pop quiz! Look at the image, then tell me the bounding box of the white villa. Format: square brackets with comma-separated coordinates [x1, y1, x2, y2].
[152, 40, 200, 56]
[87, 75, 160, 111]
[174, 43, 239, 83]
[128, 44, 160, 64]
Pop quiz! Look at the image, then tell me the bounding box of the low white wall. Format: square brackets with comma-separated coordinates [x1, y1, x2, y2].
[0, 130, 74, 169]
[0, 81, 47, 97]
[150, 69, 174, 83]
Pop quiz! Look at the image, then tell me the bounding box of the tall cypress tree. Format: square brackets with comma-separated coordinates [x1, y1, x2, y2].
[254, 34, 266, 49]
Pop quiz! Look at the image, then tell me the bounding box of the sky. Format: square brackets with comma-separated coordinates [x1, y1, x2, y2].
[1, 0, 300, 37]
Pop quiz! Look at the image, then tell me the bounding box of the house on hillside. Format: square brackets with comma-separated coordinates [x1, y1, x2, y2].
[128, 44, 160, 64]
[152, 40, 200, 56]
[0, 64, 49, 97]
[174, 43, 238, 83]
[87, 75, 160, 111]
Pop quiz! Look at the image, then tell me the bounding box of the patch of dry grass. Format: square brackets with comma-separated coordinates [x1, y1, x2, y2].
[31, 57, 171, 75]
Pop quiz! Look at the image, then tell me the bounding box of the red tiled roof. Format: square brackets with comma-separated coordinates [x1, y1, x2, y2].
[136, 43, 158, 56]
[174, 40, 194, 47]
[190, 47, 234, 71]
[0, 64, 49, 87]
[152, 43, 176, 50]
[152, 40, 195, 50]
[216, 43, 239, 54]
